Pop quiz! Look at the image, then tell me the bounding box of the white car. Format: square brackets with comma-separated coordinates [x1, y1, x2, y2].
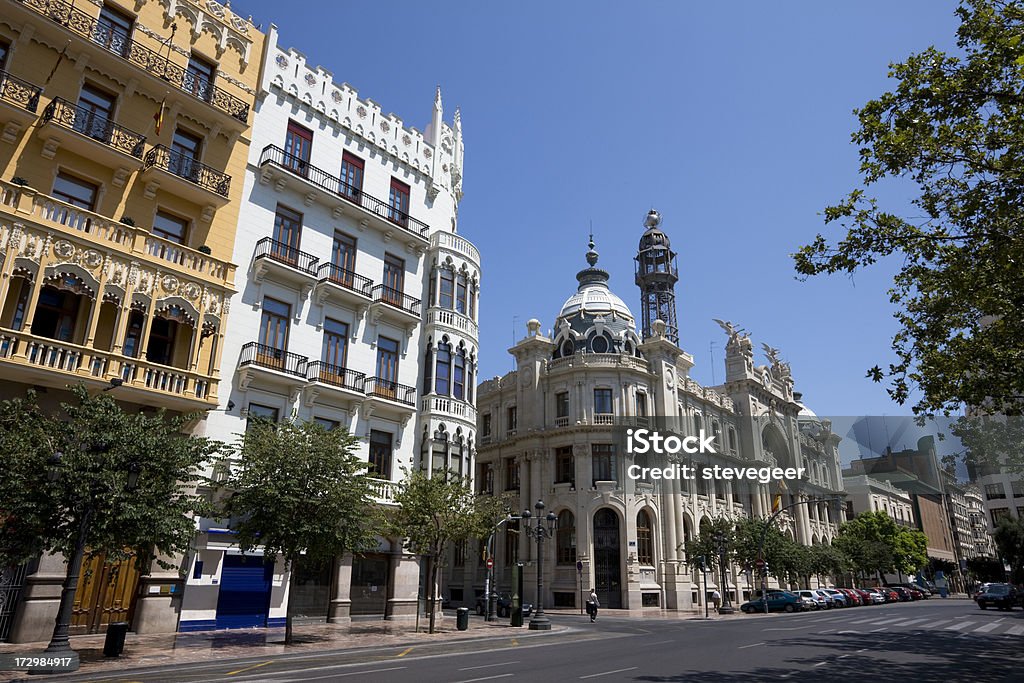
[795, 589, 828, 610]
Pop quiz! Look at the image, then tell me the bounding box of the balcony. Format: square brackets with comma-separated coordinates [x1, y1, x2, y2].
[10, 0, 249, 125]
[420, 394, 477, 425]
[237, 341, 309, 393]
[313, 263, 373, 310]
[0, 179, 235, 286]
[547, 352, 651, 374]
[426, 308, 478, 340]
[304, 361, 366, 408]
[369, 478, 397, 505]
[593, 413, 615, 425]
[430, 231, 480, 269]
[252, 237, 320, 291]
[0, 68, 42, 141]
[39, 98, 145, 174]
[0, 328, 217, 411]
[368, 285, 421, 332]
[141, 146, 231, 211]
[257, 145, 429, 244]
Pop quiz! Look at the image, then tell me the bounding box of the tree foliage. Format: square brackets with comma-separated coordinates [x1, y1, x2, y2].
[794, 0, 1024, 416]
[992, 514, 1024, 583]
[222, 419, 378, 644]
[834, 510, 929, 581]
[0, 386, 219, 571]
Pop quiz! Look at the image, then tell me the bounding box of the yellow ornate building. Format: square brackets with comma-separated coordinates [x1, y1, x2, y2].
[0, 0, 263, 641]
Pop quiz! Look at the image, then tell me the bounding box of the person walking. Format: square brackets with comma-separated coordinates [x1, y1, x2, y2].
[588, 589, 600, 622]
[712, 589, 722, 612]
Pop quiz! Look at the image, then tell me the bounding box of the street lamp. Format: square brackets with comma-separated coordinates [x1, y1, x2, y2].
[34, 447, 140, 675]
[714, 531, 734, 615]
[521, 500, 557, 631]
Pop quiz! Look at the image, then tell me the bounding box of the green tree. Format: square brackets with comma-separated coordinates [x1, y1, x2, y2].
[682, 517, 735, 576]
[966, 555, 1008, 582]
[0, 386, 219, 574]
[834, 511, 928, 582]
[808, 543, 849, 588]
[386, 471, 508, 633]
[992, 515, 1024, 583]
[794, 0, 1024, 416]
[222, 419, 377, 644]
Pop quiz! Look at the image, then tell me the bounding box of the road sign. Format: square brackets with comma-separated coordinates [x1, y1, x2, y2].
[486, 557, 494, 569]
[755, 559, 766, 568]
[576, 560, 583, 572]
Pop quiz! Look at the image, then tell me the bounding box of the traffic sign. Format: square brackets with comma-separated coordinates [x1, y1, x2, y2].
[486, 557, 494, 569]
[576, 560, 583, 572]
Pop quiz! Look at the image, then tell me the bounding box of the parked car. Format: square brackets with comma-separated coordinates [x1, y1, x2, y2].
[976, 583, 1020, 611]
[813, 589, 838, 608]
[838, 588, 862, 606]
[475, 592, 533, 618]
[879, 587, 900, 603]
[821, 588, 849, 607]
[796, 589, 829, 610]
[864, 588, 888, 604]
[889, 586, 913, 602]
[889, 582, 928, 599]
[855, 588, 878, 605]
[741, 590, 804, 613]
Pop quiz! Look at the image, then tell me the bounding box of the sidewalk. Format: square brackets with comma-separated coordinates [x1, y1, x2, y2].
[0, 617, 565, 679]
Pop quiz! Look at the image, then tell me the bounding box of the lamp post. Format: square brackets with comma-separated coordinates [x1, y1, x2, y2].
[484, 514, 519, 622]
[714, 531, 734, 614]
[33, 450, 140, 675]
[521, 500, 557, 631]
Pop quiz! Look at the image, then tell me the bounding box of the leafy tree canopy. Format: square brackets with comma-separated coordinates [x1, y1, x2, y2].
[992, 514, 1024, 583]
[794, 0, 1024, 416]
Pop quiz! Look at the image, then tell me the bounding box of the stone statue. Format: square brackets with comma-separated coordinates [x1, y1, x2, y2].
[713, 319, 752, 354]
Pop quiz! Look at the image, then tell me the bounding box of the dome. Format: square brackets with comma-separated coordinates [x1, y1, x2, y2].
[556, 237, 635, 323]
[638, 209, 672, 252]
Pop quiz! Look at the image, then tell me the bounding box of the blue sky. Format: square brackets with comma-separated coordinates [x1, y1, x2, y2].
[238, 0, 962, 416]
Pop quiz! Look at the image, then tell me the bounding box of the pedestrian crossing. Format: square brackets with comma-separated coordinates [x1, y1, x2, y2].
[788, 611, 1024, 637]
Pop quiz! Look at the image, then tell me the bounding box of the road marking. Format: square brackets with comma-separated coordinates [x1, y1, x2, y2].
[763, 626, 804, 631]
[739, 642, 766, 649]
[838, 654, 850, 659]
[453, 675, 515, 683]
[891, 618, 929, 627]
[813, 662, 828, 667]
[459, 662, 521, 671]
[511, 638, 519, 646]
[397, 647, 415, 657]
[836, 630, 860, 634]
[919, 619, 953, 628]
[870, 627, 888, 633]
[640, 639, 675, 646]
[973, 621, 1003, 633]
[945, 621, 975, 631]
[580, 667, 639, 679]
[227, 660, 274, 676]
[327, 667, 408, 679]
[1007, 625, 1024, 635]
[856, 649, 867, 653]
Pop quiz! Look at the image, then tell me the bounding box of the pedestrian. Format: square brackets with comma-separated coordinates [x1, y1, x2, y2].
[588, 589, 600, 622]
[712, 589, 722, 612]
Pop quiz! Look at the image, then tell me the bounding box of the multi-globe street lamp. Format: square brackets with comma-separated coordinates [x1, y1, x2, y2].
[521, 500, 557, 631]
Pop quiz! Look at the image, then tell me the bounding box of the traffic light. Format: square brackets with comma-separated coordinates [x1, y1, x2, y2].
[699, 555, 707, 572]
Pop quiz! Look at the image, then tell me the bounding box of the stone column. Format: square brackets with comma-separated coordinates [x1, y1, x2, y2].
[385, 542, 419, 621]
[133, 551, 184, 634]
[7, 553, 65, 643]
[328, 555, 353, 623]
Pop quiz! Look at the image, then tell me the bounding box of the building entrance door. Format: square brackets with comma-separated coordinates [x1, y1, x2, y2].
[593, 509, 622, 609]
[71, 554, 139, 635]
[350, 554, 389, 617]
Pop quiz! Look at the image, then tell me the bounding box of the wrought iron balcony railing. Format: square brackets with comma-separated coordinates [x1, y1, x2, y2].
[316, 262, 373, 297]
[0, 68, 42, 112]
[144, 145, 231, 197]
[238, 341, 308, 379]
[306, 361, 365, 392]
[253, 236, 319, 275]
[15, 0, 249, 122]
[42, 97, 145, 158]
[364, 376, 416, 405]
[258, 145, 429, 237]
[371, 284, 421, 315]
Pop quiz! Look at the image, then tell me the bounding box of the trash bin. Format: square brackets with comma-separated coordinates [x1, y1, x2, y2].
[511, 606, 523, 627]
[456, 607, 470, 631]
[103, 622, 129, 657]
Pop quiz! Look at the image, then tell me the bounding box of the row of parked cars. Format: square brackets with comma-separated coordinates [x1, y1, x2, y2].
[739, 584, 932, 613]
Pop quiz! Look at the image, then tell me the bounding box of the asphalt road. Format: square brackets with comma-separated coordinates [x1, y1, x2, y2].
[30, 599, 1024, 682]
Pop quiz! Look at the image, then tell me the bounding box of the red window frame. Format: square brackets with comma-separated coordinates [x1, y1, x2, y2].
[388, 177, 410, 226]
[340, 151, 364, 199]
[284, 120, 313, 175]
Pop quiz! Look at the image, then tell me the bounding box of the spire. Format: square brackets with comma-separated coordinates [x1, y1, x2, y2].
[434, 85, 443, 110]
[634, 208, 680, 344]
[577, 235, 609, 289]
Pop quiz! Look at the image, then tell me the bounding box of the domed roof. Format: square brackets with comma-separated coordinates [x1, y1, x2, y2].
[638, 209, 672, 252]
[557, 237, 635, 323]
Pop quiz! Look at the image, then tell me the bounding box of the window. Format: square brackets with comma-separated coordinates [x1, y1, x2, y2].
[146, 316, 177, 365]
[8, 278, 30, 331]
[388, 177, 410, 226]
[481, 413, 492, 438]
[556, 510, 576, 565]
[453, 349, 466, 400]
[478, 462, 494, 494]
[466, 361, 475, 403]
[556, 392, 569, 421]
[456, 273, 468, 315]
[985, 483, 1007, 500]
[469, 282, 477, 320]
[169, 128, 202, 180]
[594, 388, 613, 415]
[592, 444, 617, 484]
[321, 318, 349, 370]
[1012, 480, 1024, 498]
[340, 151, 364, 199]
[0, 40, 9, 69]
[184, 54, 216, 102]
[435, 341, 451, 396]
[246, 403, 278, 429]
[555, 446, 574, 485]
[32, 286, 82, 342]
[439, 269, 454, 309]
[992, 508, 1011, 524]
[505, 457, 519, 490]
[331, 232, 357, 285]
[636, 510, 653, 565]
[369, 430, 392, 479]
[313, 417, 339, 431]
[76, 83, 116, 141]
[504, 519, 519, 565]
[383, 254, 405, 302]
[52, 172, 98, 210]
[152, 210, 189, 244]
[453, 541, 466, 567]
[507, 405, 517, 435]
[376, 336, 399, 383]
[259, 297, 290, 356]
[591, 334, 609, 353]
[95, 4, 133, 57]
[273, 204, 303, 264]
[284, 119, 313, 175]
[636, 392, 647, 423]
[122, 309, 144, 357]
[728, 427, 737, 453]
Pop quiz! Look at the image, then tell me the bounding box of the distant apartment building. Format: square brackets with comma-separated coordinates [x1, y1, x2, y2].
[0, 0, 262, 643]
[964, 485, 995, 559]
[842, 473, 917, 529]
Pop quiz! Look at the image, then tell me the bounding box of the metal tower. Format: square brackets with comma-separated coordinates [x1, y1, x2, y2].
[634, 209, 680, 344]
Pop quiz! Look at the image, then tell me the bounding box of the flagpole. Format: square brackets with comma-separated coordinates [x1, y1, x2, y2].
[43, 40, 72, 92]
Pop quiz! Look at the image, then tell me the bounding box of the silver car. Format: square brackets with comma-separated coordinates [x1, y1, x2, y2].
[796, 589, 829, 610]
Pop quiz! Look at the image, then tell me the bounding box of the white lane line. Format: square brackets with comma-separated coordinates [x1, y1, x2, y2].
[639, 640, 675, 647]
[891, 618, 930, 627]
[851, 617, 882, 624]
[919, 619, 953, 628]
[870, 627, 888, 633]
[813, 662, 828, 668]
[763, 626, 804, 631]
[739, 642, 766, 649]
[973, 621, 1003, 633]
[258, 666, 409, 682]
[856, 649, 868, 653]
[838, 654, 850, 659]
[1006, 625, 1024, 636]
[458, 662, 521, 671]
[836, 630, 860, 635]
[580, 667, 639, 679]
[945, 621, 976, 631]
[453, 675, 515, 683]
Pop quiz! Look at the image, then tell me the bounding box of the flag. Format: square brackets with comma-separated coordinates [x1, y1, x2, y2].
[153, 98, 165, 135]
[772, 478, 788, 512]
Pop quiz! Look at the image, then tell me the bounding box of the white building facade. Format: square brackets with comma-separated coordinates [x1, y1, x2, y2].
[842, 474, 917, 529]
[451, 212, 845, 613]
[179, 25, 479, 631]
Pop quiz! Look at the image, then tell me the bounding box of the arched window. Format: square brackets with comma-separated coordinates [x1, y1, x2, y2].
[456, 272, 468, 314]
[466, 357, 475, 403]
[428, 266, 438, 306]
[453, 347, 466, 400]
[439, 269, 454, 309]
[590, 334, 609, 353]
[423, 343, 434, 394]
[636, 510, 653, 565]
[435, 341, 451, 395]
[469, 282, 477, 320]
[556, 510, 576, 565]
